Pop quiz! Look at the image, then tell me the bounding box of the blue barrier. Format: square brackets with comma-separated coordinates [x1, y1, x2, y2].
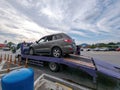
[1, 68, 34, 90]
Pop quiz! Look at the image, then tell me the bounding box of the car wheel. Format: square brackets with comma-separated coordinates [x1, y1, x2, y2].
[49, 62, 60, 72]
[29, 48, 34, 55]
[52, 47, 62, 58]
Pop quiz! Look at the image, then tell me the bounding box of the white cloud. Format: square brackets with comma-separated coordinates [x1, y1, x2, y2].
[0, 0, 120, 44]
[70, 30, 87, 37]
[0, 0, 58, 43]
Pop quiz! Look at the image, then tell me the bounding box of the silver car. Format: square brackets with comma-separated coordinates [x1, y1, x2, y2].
[29, 33, 76, 57]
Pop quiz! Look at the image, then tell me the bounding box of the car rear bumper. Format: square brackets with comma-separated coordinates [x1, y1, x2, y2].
[62, 45, 76, 54]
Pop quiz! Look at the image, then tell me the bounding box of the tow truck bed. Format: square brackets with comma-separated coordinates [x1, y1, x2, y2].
[22, 54, 97, 82]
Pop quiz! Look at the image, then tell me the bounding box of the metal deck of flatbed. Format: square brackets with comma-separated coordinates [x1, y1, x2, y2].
[64, 54, 95, 69]
[21, 53, 120, 83]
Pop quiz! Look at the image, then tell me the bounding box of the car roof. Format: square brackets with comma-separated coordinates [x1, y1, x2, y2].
[43, 33, 67, 37]
[49, 33, 65, 36]
[40, 33, 71, 40]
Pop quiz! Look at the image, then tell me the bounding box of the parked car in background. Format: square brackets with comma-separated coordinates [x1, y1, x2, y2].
[11, 44, 17, 53]
[29, 33, 76, 58]
[116, 47, 120, 51]
[15, 48, 21, 58]
[93, 48, 100, 51]
[108, 48, 116, 51]
[99, 47, 109, 51]
[80, 48, 84, 51]
[83, 48, 91, 51]
[2, 47, 10, 51]
[0, 44, 6, 49]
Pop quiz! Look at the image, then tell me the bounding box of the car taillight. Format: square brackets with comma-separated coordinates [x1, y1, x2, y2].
[64, 39, 72, 43]
[69, 47, 73, 50]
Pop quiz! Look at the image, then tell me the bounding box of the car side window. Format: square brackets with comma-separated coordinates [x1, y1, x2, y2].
[52, 35, 57, 40]
[38, 37, 46, 43]
[46, 36, 52, 42]
[56, 34, 62, 39]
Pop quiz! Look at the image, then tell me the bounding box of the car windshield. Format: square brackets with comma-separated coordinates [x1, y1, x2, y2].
[38, 37, 46, 43]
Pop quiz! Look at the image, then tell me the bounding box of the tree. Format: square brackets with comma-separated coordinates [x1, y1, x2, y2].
[4, 40, 7, 44]
[7, 42, 15, 48]
[90, 44, 96, 48]
[108, 42, 116, 45]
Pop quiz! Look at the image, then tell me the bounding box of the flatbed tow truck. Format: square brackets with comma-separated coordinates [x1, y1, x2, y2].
[0, 43, 120, 90]
[20, 43, 120, 84]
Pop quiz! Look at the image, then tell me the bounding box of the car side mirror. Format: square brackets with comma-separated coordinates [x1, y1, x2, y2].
[36, 41, 38, 43]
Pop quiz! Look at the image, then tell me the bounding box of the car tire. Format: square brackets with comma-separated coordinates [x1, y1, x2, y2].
[29, 48, 34, 55]
[52, 47, 62, 58]
[49, 62, 60, 72]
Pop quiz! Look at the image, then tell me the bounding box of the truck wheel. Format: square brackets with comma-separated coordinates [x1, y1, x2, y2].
[52, 47, 62, 58]
[29, 48, 34, 55]
[49, 62, 60, 72]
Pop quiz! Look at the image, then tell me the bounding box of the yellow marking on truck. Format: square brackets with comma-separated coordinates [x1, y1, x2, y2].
[55, 82, 72, 90]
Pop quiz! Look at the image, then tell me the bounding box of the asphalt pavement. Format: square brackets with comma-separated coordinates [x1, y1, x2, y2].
[81, 51, 120, 66]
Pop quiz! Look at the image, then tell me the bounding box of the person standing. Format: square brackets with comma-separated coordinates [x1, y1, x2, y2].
[76, 45, 80, 55]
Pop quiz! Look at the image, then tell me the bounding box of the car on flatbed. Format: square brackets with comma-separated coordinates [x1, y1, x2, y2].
[29, 33, 76, 58]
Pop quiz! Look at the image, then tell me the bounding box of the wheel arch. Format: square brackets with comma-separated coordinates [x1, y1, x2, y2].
[29, 47, 35, 54]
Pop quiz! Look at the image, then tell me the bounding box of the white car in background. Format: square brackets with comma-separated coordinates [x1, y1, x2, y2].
[81, 48, 91, 51]
[93, 47, 109, 51]
[99, 47, 109, 51]
[2, 47, 10, 51]
[93, 48, 100, 51]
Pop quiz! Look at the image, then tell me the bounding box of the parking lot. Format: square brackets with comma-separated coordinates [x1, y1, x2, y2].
[0, 50, 120, 90]
[81, 51, 120, 66]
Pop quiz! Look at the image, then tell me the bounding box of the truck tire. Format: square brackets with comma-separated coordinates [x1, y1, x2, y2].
[49, 62, 60, 72]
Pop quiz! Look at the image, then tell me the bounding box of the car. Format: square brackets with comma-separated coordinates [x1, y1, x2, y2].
[80, 48, 84, 51]
[108, 48, 116, 51]
[2, 47, 10, 51]
[29, 33, 76, 58]
[86, 48, 91, 51]
[116, 47, 120, 51]
[93, 48, 100, 51]
[99, 47, 109, 51]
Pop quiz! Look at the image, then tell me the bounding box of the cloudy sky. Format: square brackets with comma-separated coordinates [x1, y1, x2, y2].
[0, 0, 120, 44]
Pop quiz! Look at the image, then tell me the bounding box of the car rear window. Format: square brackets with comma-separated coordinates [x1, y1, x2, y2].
[62, 34, 72, 39]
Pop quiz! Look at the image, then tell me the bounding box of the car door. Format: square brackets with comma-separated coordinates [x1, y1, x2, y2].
[40, 35, 53, 53]
[37, 35, 53, 53]
[35, 37, 47, 53]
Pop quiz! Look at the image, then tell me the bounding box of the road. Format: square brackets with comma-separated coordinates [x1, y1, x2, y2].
[81, 51, 120, 66]
[0, 50, 120, 90]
